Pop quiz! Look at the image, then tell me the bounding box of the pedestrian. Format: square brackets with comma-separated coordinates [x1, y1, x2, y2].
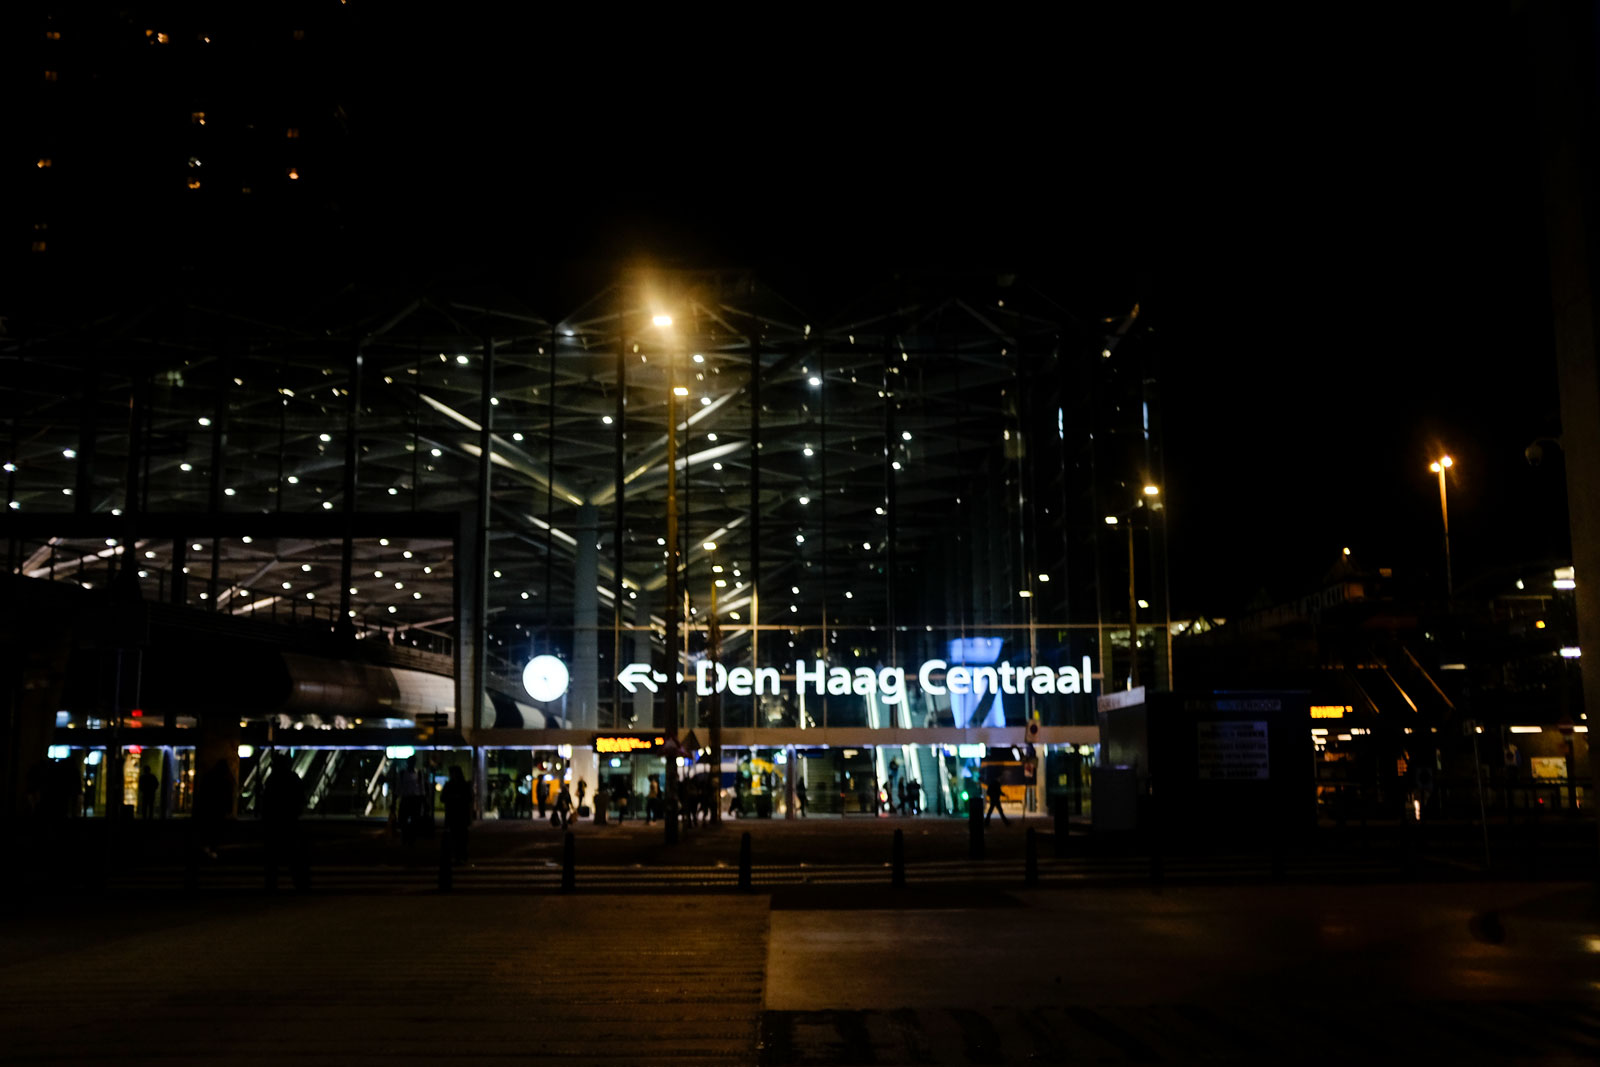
[262, 754, 308, 889]
[138, 767, 160, 820]
[536, 775, 550, 819]
[984, 770, 1009, 826]
[576, 777, 588, 816]
[194, 758, 233, 859]
[897, 777, 908, 816]
[441, 766, 473, 863]
[397, 761, 424, 844]
[646, 774, 660, 824]
[555, 782, 573, 830]
[796, 778, 808, 817]
[906, 778, 921, 816]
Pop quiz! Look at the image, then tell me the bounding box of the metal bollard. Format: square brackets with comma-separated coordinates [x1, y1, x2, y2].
[1025, 827, 1039, 886]
[892, 828, 905, 888]
[561, 830, 576, 892]
[438, 830, 453, 892]
[739, 831, 752, 891]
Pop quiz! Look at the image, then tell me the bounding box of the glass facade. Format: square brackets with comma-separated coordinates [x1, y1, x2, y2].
[6, 270, 1163, 816]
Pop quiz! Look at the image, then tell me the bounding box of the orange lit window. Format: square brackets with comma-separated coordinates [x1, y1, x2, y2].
[1536, 620, 1547, 629]
[156, 32, 170, 44]
[286, 167, 300, 180]
[36, 158, 52, 168]
[241, 186, 252, 194]
[45, 31, 61, 40]
[33, 222, 47, 231]
[286, 127, 300, 139]
[192, 111, 206, 125]
[44, 70, 59, 81]
[32, 241, 47, 253]
[187, 179, 201, 190]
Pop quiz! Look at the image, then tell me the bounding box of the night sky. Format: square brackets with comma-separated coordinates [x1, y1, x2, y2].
[23, 6, 1569, 614]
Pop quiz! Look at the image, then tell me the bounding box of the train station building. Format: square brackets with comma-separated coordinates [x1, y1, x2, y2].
[2, 269, 1172, 823]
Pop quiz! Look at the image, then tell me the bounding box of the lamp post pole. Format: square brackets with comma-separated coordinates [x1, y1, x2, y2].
[707, 543, 721, 826]
[1430, 456, 1454, 598]
[663, 328, 681, 846]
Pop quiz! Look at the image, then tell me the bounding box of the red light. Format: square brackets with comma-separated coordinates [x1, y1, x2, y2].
[127, 745, 143, 755]
[130, 709, 143, 718]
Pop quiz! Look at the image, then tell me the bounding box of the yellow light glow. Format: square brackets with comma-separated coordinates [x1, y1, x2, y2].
[673, 386, 688, 396]
[1143, 485, 1159, 495]
[1429, 462, 1441, 473]
[1310, 705, 1350, 718]
[1441, 455, 1453, 468]
[1536, 620, 1546, 629]
[1104, 515, 1118, 525]
[652, 314, 672, 327]
[702, 541, 717, 551]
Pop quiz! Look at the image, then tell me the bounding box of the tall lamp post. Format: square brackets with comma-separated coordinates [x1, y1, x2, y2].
[658, 313, 681, 845]
[1429, 455, 1454, 598]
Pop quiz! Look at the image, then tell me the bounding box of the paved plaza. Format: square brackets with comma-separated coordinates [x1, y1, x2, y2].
[5, 819, 1600, 1064]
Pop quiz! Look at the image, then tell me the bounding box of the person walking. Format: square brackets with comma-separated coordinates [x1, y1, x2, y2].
[984, 770, 1009, 827]
[646, 774, 661, 825]
[441, 766, 473, 864]
[536, 775, 551, 819]
[576, 777, 588, 816]
[397, 761, 424, 844]
[262, 754, 308, 890]
[795, 778, 808, 817]
[555, 782, 574, 830]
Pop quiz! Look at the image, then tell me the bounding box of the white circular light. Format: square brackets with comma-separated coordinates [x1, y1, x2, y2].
[522, 654, 570, 703]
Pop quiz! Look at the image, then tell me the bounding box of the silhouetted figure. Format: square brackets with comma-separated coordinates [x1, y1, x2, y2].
[795, 779, 808, 817]
[441, 766, 473, 864]
[646, 775, 661, 824]
[262, 755, 308, 889]
[985, 771, 1009, 826]
[576, 778, 588, 816]
[397, 763, 424, 844]
[536, 776, 551, 818]
[555, 783, 573, 830]
[195, 758, 234, 859]
[594, 782, 610, 825]
[906, 779, 921, 815]
[138, 768, 160, 819]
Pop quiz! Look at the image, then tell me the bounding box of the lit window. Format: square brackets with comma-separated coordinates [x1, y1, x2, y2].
[286, 128, 300, 139]
[287, 167, 300, 180]
[187, 179, 201, 190]
[43, 71, 59, 82]
[192, 111, 206, 124]
[45, 30, 61, 40]
[31, 241, 46, 253]
[36, 158, 52, 169]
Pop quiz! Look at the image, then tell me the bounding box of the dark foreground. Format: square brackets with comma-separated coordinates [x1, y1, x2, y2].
[4, 818, 1600, 1064]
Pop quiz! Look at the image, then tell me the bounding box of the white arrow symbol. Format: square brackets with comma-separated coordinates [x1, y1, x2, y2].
[617, 663, 659, 694]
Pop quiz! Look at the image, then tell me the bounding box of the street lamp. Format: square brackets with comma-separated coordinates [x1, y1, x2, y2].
[1429, 455, 1454, 597]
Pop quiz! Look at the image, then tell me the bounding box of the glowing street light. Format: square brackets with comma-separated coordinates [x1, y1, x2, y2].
[1429, 455, 1454, 597]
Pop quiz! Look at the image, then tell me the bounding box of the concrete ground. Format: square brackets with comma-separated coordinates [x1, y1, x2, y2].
[5, 815, 1600, 1065]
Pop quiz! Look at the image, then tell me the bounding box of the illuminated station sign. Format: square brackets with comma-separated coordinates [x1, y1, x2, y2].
[616, 655, 1096, 703]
